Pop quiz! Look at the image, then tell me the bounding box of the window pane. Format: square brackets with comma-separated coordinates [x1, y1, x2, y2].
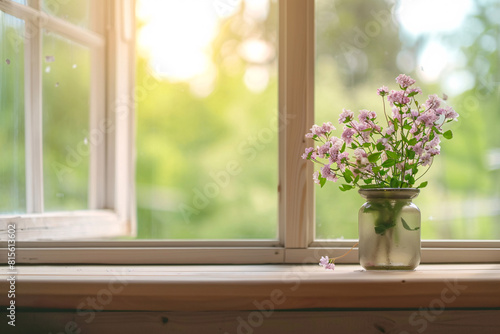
[0, 12, 26, 213]
[41, 0, 89, 29]
[135, 0, 278, 239]
[315, 0, 500, 240]
[42, 31, 90, 211]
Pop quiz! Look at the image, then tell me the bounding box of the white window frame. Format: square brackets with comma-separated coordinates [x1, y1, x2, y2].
[1, 0, 499, 264]
[0, 0, 135, 240]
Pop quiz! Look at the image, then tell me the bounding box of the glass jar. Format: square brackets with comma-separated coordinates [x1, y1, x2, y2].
[358, 188, 421, 270]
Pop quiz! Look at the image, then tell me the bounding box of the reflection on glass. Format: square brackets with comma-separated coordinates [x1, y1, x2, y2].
[43, 31, 90, 211]
[315, 0, 500, 240]
[41, 0, 89, 29]
[0, 12, 26, 213]
[135, 0, 278, 239]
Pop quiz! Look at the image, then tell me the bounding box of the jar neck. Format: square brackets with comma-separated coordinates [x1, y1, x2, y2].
[358, 188, 420, 201]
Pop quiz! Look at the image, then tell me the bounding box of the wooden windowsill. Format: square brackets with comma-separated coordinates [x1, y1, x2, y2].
[1, 264, 499, 311]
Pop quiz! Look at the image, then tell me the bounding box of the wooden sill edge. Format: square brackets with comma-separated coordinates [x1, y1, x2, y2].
[0, 264, 499, 311]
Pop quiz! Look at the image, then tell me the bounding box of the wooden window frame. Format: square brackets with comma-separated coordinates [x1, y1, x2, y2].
[0, 0, 498, 265]
[0, 0, 135, 240]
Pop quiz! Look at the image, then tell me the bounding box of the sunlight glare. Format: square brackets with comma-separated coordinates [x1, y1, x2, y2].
[137, 0, 222, 81]
[396, 0, 473, 35]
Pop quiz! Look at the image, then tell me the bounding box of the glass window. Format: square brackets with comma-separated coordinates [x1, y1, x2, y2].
[41, 0, 90, 29]
[315, 0, 500, 240]
[135, 0, 278, 239]
[42, 31, 90, 211]
[0, 12, 26, 213]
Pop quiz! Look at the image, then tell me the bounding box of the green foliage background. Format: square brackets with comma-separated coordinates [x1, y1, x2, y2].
[1, 0, 499, 240]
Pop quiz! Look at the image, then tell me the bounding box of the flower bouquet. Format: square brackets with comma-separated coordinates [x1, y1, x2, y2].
[302, 74, 458, 270]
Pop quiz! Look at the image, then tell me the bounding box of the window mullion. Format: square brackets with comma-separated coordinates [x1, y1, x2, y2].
[281, 0, 315, 249]
[24, 4, 44, 213]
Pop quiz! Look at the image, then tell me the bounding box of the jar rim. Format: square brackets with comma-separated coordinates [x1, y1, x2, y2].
[358, 188, 420, 200]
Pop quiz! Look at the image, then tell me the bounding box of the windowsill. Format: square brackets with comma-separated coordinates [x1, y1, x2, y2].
[1, 264, 499, 311]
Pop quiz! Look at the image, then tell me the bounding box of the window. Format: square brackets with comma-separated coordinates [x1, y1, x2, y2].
[135, 0, 279, 240]
[1, 0, 498, 264]
[0, 0, 135, 240]
[315, 0, 500, 242]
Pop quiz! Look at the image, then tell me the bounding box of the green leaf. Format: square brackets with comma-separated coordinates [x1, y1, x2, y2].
[407, 149, 416, 160]
[320, 176, 327, 188]
[376, 142, 385, 151]
[443, 130, 453, 140]
[374, 223, 396, 235]
[382, 159, 396, 168]
[401, 218, 420, 231]
[408, 138, 417, 146]
[433, 126, 443, 134]
[341, 142, 346, 153]
[361, 128, 372, 132]
[368, 152, 382, 163]
[363, 178, 373, 184]
[343, 169, 354, 183]
[341, 184, 354, 191]
[417, 181, 428, 189]
[390, 177, 400, 188]
[351, 143, 358, 149]
[363, 142, 371, 148]
[386, 151, 400, 160]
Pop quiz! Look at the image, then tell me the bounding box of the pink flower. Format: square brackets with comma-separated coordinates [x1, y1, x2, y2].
[411, 142, 424, 156]
[317, 143, 331, 158]
[328, 139, 343, 163]
[444, 106, 459, 120]
[319, 256, 335, 270]
[306, 122, 336, 139]
[421, 153, 433, 166]
[321, 122, 336, 133]
[351, 121, 372, 143]
[354, 148, 369, 165]
[384, 123, 395, 136]
[341, 127, 356, 145]
[427, 147, 440, 156]
[338, 109, 354, 124]
[417, 110, 439, 127]
[388, 90, 410, 106]
[396, 74, 416, 88]
[427, 136, 440, 149]
[337, 152, 349, 171]
[377, 85, 389, 96]
[410, 109, 419, 118]
[313, 171, 321, 185]
[301, 147, 314, 159]
[435, 108, 445, 116]
[408, 87, 422, 95]
[425, 94, 441, 110]
[391, 106, 402, 122]
[321, 164, 338, 182]
[358, 109, 377, 123]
